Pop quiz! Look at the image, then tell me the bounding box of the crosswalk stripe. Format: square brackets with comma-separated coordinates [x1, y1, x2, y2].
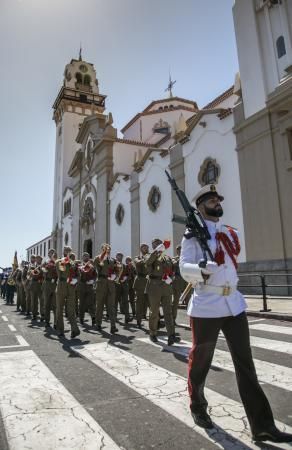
[218, 334, 292, 355]
[8, 324, 16, 332]
[138, 337, 292, 392]
[176, 318, 267, 329]
[249, 324, 292, 336]
[0, 350, 119, 450]
[2, 315, 8, 322]
[72, 342, 292, 450]
[0, 335, 29, 350]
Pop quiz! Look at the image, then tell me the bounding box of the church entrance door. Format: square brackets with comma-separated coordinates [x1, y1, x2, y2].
[83, 239, 93, 258]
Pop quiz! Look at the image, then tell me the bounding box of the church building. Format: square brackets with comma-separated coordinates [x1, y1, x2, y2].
[47, 56, 244, 260]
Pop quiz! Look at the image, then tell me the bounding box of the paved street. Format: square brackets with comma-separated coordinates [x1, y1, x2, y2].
[0, 300, 292, 450]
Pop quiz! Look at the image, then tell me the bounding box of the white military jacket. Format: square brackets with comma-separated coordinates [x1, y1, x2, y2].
[179, 220, 247, 318]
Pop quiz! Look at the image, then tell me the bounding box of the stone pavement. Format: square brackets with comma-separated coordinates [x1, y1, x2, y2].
[245, 296, 292, 321]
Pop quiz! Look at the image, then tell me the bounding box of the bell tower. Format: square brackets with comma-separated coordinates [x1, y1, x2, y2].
[52, 52, 106, 238]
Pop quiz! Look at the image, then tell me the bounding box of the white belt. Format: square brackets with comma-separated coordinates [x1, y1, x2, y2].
[196, 283, 237, 296]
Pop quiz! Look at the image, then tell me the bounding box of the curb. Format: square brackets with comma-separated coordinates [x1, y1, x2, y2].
[246, 311, 292, 322]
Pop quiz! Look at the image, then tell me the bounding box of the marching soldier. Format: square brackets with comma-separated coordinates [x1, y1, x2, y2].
[145, 238, 176, 345]
[125, 256, 136, 318]
[94, 244, 118, 334]
[14, 263, 24, 311]
[42, 249, 57, 329]
[18, 261, 27, 312]
[79, 252, 96, 326]
[6, 273, 16, 305]
[22, 258, 33, 315]
[115, 252, 132, 324]
[29, 255, 44, 321]
[133, 243, 149, 328]
[179, 184, 292, 443]
[55, 247, 80, 338]
[171, 245, 188, 324]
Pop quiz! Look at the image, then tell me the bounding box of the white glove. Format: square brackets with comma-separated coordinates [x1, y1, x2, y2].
[163, 276, 172, 285]
[201, 261, 220, 276]
[86, 280, 94, 285]
[108, 274, 116, 281]
[156, 243, 165, 253]
[70, 278, 78, 286]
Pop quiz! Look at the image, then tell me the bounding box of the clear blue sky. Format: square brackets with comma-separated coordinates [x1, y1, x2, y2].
[0, 0, 237, 267]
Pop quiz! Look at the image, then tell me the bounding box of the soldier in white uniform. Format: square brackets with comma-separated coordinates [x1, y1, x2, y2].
[180, 184, 292, 444]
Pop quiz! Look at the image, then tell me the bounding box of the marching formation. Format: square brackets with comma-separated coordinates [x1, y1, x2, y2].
[1, 180, 292, 447]
[7, 239, 187, 342]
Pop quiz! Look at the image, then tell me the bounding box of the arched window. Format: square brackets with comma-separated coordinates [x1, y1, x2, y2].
[198, 158, 221, 187]
[276, 36, 286, 59]
[76, 72, 82, 83]
[203, 161, 219, 185]
[84, 74, 91, 86]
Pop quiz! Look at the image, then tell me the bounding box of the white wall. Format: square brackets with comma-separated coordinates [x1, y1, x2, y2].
[62, 188, 73, 251]
[233, 0, 292, 119]
[139, 154, 174, 255]
[183, 111, 246, 262]
[233, 0, 267, 118]
[123, 108, 194, 143]
[53, 112, 85, 231]
[109, 178, 131, 257]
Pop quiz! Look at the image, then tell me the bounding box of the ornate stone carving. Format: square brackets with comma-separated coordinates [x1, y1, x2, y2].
[81, 197, 94, 234]
[148, 186, 161, 212]
[153, 118, 170, 134]
[115, 204, 125, 225]
[85, 136, 94, 171]
[198, 158, 221, 187]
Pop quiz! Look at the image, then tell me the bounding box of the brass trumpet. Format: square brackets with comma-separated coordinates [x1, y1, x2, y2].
[97, 244, 111, 266]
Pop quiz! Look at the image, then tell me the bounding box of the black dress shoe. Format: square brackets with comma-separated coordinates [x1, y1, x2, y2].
[71, 329, 80, 339]
[57, 332, 65, 337]
[137, 320, 142, 329]
[45, 322, 51, 328]
[125, 317, 133, 324]
[191, 410, 213, 429]
[96, 325, 102, 331]
[252, 425, 292, 443]
[110, 326, 118, 334]
[150, 335, 158, 343]
[167, 334, 175, 345]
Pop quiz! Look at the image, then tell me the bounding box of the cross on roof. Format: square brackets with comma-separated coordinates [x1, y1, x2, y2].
[165, 74, 176, 98]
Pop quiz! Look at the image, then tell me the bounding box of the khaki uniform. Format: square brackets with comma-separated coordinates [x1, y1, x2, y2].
[133, 255, 149, 323]
[115, 264, 130, 321]
[171, 256, 187, 321]
[55, 259, 79, 335]
[29, 266, 44, 319]
[94, 257, 116, 328]
[14, 269, 23, 311]
[79, 262, 96, 323]
[145, 251, 175, 338]
[22, 266, 30, 314]
[127, 263, 136, 316]
[42, 259, 57, 326]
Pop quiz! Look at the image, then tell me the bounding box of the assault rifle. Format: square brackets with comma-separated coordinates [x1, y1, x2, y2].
[165, 170, 214, 267]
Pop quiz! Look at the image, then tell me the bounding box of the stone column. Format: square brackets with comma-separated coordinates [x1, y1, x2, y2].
[169, 143, 186, 247]
[130, 171, 140, 256]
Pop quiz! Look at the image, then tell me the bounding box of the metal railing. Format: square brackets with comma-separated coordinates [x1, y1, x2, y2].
[237, 273, 292, 312]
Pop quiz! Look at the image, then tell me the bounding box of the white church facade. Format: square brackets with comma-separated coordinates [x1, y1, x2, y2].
[54, 64, 246, 260]
[26, 54, 245, 261]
